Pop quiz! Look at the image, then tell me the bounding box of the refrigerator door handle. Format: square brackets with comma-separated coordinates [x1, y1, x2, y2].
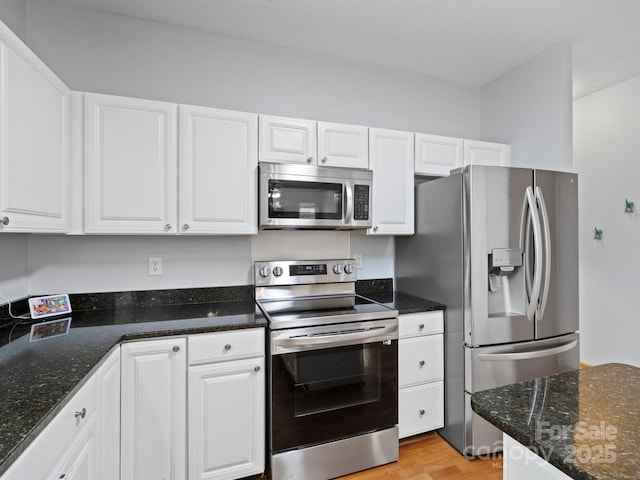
[477, 340, 578, 362]
[535, 186, 552, 321]
[524, 186, 542, 322]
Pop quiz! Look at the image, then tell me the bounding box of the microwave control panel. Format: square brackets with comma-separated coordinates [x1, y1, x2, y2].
[353, 185, 370, 220]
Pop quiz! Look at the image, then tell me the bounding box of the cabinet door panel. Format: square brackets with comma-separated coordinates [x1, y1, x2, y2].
[121, 338, 186, 480]
[318, 122, 368, 169]
[0, 29, 70, 232]
[463, 140, 510, 167]
[368, 128, 414, 235]
[188, 357, 265, 480]
[415, 133, 463, 176]
[95, 348, 120, 480]
[259, 115, 316, 164]
[179, 105, 257, 234]
[399, 382, 444, 438]
[399, 335, 443, 387]
[85, 93, 177, 233]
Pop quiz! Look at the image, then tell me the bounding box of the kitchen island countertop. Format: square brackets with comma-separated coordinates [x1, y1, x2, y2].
[472, 363, 640, 480]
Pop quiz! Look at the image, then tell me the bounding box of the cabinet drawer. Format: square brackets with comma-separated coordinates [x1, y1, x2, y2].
[399, 311, 443, 338]
[399, 335, 443, 387]
[189, 328, 264, 365]
[399, 382, 444, 438]
[1, 376, 97, 480]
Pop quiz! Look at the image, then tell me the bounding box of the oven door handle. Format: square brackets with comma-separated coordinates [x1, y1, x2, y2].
[273, 324, 397, 349]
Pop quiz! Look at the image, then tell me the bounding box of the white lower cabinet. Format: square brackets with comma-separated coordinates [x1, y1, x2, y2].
[0, 347, 120, 480]
[503, 434, 572, 480]
[120, 337, 187, 480]
[188, 329, 265, 480]
[398, 311, 444, 439]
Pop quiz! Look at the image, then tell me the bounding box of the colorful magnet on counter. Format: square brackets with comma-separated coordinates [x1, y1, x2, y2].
[625, 199, 635, 213]
[594, 227, 603, 240]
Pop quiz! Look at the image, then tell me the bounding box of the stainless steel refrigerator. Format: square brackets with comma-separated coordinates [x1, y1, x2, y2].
[395, 165, 579, 456]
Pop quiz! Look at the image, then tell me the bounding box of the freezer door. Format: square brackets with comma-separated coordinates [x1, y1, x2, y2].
[533, 170, 579, 339]
[466, 166, 534, 346]
[463, 333, 579, 455]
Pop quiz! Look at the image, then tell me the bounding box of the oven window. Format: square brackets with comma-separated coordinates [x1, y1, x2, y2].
[284, 345, 380, 417]
[268, 180, 342, 219]
[270, 340, 397, 453]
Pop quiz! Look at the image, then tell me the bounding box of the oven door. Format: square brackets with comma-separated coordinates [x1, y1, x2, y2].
[269, 319, 398, 453]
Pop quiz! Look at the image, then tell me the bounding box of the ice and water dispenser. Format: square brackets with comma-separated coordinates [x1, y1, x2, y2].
[487, 247, 526, 317]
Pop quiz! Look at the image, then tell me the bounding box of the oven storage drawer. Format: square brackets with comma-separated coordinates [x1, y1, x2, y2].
[399, 382, 444, 438]
[188, 328, 264, 365]
[398, 335, 443, 387]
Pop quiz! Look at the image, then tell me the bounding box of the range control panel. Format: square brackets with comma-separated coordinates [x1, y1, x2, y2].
[254, 259, 357, 287]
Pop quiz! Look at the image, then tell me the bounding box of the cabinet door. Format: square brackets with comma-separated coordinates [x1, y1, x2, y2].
[179, 105, 257, 234]
[398, 382, 444, 438]
[121, 338, 186, 480]
[368, 128, 414, 235]
[85, 93, 177, 234]
[188, 357, 265, 480]
[399, 335, 444, 387]
[463, 139, 510, 167]
[259, 115, 316, 165]
[95, 347, 120, 480]
[0, 25, 70, 233]
[317, 121, 368, 169]
[50, 417, 97, 480]
[414, 133, 463, 176]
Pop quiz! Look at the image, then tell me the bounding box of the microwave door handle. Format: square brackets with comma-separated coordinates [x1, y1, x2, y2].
[344, 182, 354, 224]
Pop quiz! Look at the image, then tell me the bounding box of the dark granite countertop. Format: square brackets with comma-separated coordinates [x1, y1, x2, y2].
[0, 287, 264, 477]
[472, 363, 640, 480]
[0, 280, 443, 476]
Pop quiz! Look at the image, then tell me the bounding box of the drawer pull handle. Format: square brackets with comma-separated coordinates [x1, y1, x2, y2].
[172, 346, 180, 352]
[225, 344, 232, 351]
[419, 360, 426, 367]
[254, 366, 261, 372]
[418, 323, 424, 330]
[75, 408, 86, 419]
[419, 409, 426, 416]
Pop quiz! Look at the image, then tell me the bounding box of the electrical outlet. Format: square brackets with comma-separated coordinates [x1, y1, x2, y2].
[353, 253, 363, 268]
[148, 257, 163, 276]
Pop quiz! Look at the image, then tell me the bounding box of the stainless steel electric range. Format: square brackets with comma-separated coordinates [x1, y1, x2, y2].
[254, 259, 399, 480]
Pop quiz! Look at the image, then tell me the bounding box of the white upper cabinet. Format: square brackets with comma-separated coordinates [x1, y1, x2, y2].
[84, 93, 178, 234]
[179, 105, 257, 234]
[0, 20, 70, 233]
[414, 133, 463, 176]
[415, 134, 510, 176]
[259, 115, 368, 169]
[259, 115, 316, 165]
[463, 139, 510, 167]
[368, 128, 414, 235]
[317, 121, 368, 169]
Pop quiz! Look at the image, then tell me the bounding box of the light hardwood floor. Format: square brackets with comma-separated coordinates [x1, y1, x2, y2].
[339, 433, 503, 480]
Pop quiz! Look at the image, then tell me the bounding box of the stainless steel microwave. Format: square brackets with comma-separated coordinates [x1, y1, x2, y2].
[259, 163, 372, 230]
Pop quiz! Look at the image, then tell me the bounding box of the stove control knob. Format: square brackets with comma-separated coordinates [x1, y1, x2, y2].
[332, 264, 342, 274]
[259, 266, 271, 278]
[273, 266, 283, 277]
[344, 263, 354, 274]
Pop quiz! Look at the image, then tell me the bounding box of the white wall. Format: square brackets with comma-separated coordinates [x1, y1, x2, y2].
[481, 43, 573, 171]
[0, 235, 29, 301]
[0, 0, 26, 41]
[573, 75, 640, 366]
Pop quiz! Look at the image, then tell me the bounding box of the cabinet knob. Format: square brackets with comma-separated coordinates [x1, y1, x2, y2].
[321, 156, 327, 164]
[418, 323, 425, 330]
[419, 409, 426, 416]
[172, 346, 180, 352]
[74, 408, 86, 419]
[306, 156, 313, 163]
[254, 366, 261, 372]
[164, 224, 172, 231]
[419, 360, 426, 367]
[373, 226, 379, 232]
[0, 216, 8, 226]
[182, 224, 190, 231]
[224, 344, 232, 351]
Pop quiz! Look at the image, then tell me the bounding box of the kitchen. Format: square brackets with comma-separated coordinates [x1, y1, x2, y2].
[0, 0, 639, 479]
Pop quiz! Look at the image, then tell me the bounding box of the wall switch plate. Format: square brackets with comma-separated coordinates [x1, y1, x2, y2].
[353, 253, 363, 268]
[148, 257, 163, 276]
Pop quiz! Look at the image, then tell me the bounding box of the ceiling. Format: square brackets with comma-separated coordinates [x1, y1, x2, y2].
[55, 0, 640, 98]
